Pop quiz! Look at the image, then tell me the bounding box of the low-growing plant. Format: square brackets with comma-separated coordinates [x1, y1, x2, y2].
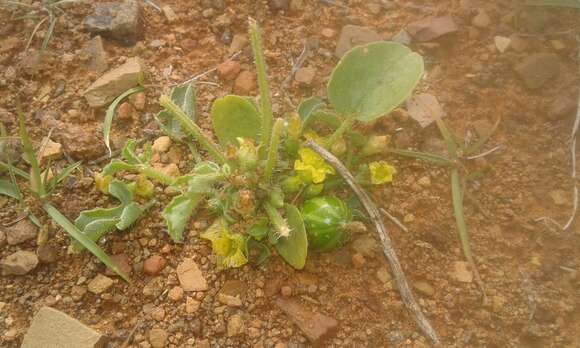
[390, 116, 500, 293]
[81, 19, 425, 270]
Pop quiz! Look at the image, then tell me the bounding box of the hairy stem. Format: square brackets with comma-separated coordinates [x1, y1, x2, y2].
[140, 166, 176, 186]
[249, 19, 273, 158]
[264, 119, 284, 183]
[326, 117, 355, 149]
[160, 96, 226, 164]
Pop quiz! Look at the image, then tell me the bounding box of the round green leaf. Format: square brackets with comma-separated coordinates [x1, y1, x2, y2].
[211, 95, 261, 146]
[328, 42, 424, 122]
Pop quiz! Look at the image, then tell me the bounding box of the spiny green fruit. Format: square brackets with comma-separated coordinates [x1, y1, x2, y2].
[301, 196, 351, 251]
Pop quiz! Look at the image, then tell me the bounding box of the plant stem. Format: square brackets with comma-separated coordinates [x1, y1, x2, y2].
[249, 19, 273, 158]
[326, 117, 355, 149]
[160, 96, 226, 164]
[140, 166, 176, 186]
[264, 119, 284, 183]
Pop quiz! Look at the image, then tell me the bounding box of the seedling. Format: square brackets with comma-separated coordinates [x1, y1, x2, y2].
[390, 116, 500, 293]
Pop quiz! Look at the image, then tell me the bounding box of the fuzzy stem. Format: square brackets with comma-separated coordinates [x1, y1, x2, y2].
[263, 118, 284, 183]
[249, 19, 273, 158]
[326, 117, 355, 149]
[160, 96, 226, 164]
[140, 166, 176, 186]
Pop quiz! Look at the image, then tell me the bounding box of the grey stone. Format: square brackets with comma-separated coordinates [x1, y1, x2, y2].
[83, 36, 108, 73]
[1, 251, 38, 275]
[37, 243, 58, 263]
[6, 219, 37, 245]
[21, 307, 106, 348]
[83, 57, 144, 108]
[406, 16, 458, 42]
[335, 25, 381, 58]
[514, 53, 560, 89]
[276, 298, 338, 343]
[83, 0, 141, 45]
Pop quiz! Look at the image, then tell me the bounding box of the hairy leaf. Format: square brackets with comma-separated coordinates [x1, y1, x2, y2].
[328, 42, 424, 122]
[163, 192, 203, 242]
[275, 204, 308, 270]
[211, 95, 261, 146]
[156, 83, 197, 140]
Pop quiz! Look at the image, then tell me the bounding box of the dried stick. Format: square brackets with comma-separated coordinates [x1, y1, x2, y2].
[306, 140, 441, 345]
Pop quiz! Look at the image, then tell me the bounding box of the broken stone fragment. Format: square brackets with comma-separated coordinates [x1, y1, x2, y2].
[1, 251, 39, 275]
[82, 35, 108, 73]
[177, 258, 208, 291]
[335, 25, 381, 58]
[38, 137, 62, 165]
[276, 298, 338, 343]
[21, 307, 107, 348]
[83, 57, 144, 108]
[83, 0, 142, 46]
[406, 16, 458, 42]
[6, 219, 37, 245]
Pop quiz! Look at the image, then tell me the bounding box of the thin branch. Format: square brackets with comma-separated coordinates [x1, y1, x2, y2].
[466, 145, 503, 160]
[380, 208, 409, 233]
[306, 140, 440, 346]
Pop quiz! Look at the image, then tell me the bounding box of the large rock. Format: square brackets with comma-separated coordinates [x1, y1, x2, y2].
[83, 57, 144, 108]
[335, 25, 381, 58]
[83, 0, 142, 45]
[176, 258, 208, 292]
[21, 307, 106, 348]
[276, 298, 338, 343]
[6, 219, 37, 245]
[406, 16, 458, 42]
[1, 251, 38, 275]
[514, 53, 560, 89]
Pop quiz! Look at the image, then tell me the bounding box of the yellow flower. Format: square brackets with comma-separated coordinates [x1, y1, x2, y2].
[94, 173, 113, 194]
[201, 220, 248, 269]
[294, 148, 335, 184]
[369, 161, 396, 185]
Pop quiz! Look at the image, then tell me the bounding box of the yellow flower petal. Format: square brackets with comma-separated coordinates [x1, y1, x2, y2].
[294, 148, 335, 184]
[201, 219, 248, 269]
[369, 161, 396, 185]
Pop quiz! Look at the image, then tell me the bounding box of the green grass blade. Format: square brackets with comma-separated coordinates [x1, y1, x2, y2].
[264, 118, 284, 183]
[249, 19, 273, 157]
[0, 162, 29, 179]
[43, 203, 130, 281]
[389, 148, 454, 166]
[40, 12, 57, 51]
[464, 118, 501, 156]
[0, 179, 21, 199]
[434, 118, 458, 159]
[17, 102, 45, 197]
[54, 161, 81, 185]
[103, 86, 144, 157]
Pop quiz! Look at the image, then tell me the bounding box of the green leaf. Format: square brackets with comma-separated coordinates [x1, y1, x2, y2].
[121, 139, 142, 164]
[163, 192, 203, 242]
[246, 238, 271, 265]
[75, 206, 124, 231]
[18, 104, 44, 197]
[0, 179, 21, 199]
[434, 118, 458, 159]
[156, 83, 197, 140]
[103, 86, 144, 157]
[328, 42, 424, 122]
[108, 180, 134, 205]
[211, 95, 262, 146]
[102, 160, 136, 176]
[451, 169, 477, 270]
[43, 203, 129, 281]
[248, 220, 269, 241]
[298, 97, 325, 128]
[116, 202, 146, 230]
[275, 204, 308, 270]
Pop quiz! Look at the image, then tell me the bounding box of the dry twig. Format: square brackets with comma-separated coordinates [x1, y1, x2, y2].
[306, 140, 440, 345]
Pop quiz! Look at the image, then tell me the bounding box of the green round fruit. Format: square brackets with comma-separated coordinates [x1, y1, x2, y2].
[301, 196, 351, 251]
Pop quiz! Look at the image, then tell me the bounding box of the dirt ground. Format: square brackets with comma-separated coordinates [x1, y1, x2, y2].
[1, 0, 579, 347]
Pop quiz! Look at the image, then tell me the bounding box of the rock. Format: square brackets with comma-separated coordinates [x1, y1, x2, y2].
[234, 70, 256, 94]
[269, 0, 289, 11]
[471, 10, 491, 28]
[548, 95, 576, 121]
[161, 5, 177, 23]
[152, 137, 172, 153]
[143, 255, 167, 276]
[151, 307, 165, 321]
[116, 102, 135, 121]
[6, 219, 37, 245]
[87, 274, 114, 294]
[449, 261, 473, 283]
[376, 268, 392, 283]
[351, 253, 366, 268]
[335, 25, 381, 58]
[21, 307, 106, 348]
[38, 137, 62, 164]
[276, 298, 338, 343]
[392, 30, 412, 45]
[218, 293, 242, 307]
[406, 16, 458, 42]
[177, 258, 208, 292]
[351, 236, 379, 257]
[406, 93, 445, 128]
[149, 328, 168, 348]
[168, 286, 184, 301]
[82, 36, 108, 73]
[83, 0, 142, 45]
[414, 281, 435, 297]
[36, 244, 57, 263]
[143, 277, 164, 298]
[71, 286, 87, 301]
[185, 297, 200, 313]
[549, 190, 567, 206]
[514, 53, 560, 90]
[1, 251, 38, 275]
[129, 91, 146, 110]
[229, 34, 248, 55]
[321, 28, 335, 38]
[295, 66, 316, 86]
[83, 57, 144, 108]
[494, 36, 511, 53]
[217, 60, 241, 81]
[105, 254, 132, 277]
[227, 314, 245, 337]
